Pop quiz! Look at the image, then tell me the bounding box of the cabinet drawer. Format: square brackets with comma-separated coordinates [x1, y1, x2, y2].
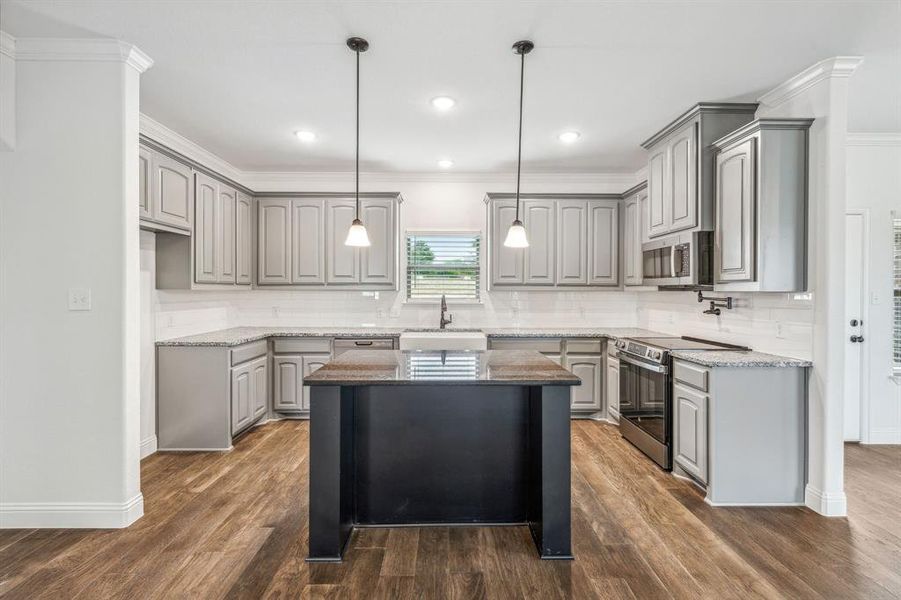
[565, 339, 602, 354]
[489, 338, 562, 353]
[673, 360, 709, 392]
[273, 338, 332, 354]
[230, 340, 268, 366]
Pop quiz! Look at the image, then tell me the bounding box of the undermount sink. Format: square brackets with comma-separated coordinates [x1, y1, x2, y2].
[399, 330, 488, 351]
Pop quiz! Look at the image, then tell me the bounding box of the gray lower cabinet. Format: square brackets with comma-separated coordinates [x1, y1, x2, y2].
[671, 358, 807, 505]
[158, 341, 268, 451]
[566, 354, 602, 412]
[673, 381, 708, 483]
[258, 195, 399, 288]
[139, 145, 193, 234]
[712, 119, 812, 292]
[606, 353, 620, 421]
[301, 354, 330, 410]
[271, 338, 334, 414]
[487, 194, 620, 289]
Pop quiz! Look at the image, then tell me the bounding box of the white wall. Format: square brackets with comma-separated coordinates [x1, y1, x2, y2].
[846, 137, 901, 444]
[0, 38, 150, 527]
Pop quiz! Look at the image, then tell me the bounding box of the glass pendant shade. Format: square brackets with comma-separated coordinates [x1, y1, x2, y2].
[503, 219, 529, 248]
[345, 218, 371, 247]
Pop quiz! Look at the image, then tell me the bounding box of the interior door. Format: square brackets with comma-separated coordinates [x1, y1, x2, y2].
[844, 211, 867, 441]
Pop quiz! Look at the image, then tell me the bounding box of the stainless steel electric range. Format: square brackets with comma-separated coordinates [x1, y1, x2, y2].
[612, 336, 748, 470]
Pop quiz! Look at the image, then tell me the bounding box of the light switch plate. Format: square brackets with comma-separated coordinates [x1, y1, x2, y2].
[68, 287, 92, 311]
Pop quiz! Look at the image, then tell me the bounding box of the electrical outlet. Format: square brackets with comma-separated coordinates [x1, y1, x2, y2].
[68, 288, 92, 311]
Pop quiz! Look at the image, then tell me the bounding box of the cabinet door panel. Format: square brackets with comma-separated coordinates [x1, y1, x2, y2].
[567, 355, 601, 411]
[327, 201, 360, 283]
[236, 192, 253, 285]
[291, 199, 325, 284]
[624, 195, 643, 285]
[301, 353, 331, 411]
[251, 356, 268, 419]
[218, 185, 237, 283]
[257, 199, 291, 284]
[589, 201, 619, 286]
[230, 364, 252, 435]
[668, 122, 698, 232]
[715, 139, 756, 283]
[523, 200, 555, 285]
[360, 199, 395, 285]
[273, 356, 303, 411]
[647, 148, 667, 238]
[491, 201, 524, 285]
[152, 152, 193, 230]
[673, 382, 708, 483]
[556, 201, 588, 285]
[194, 173, 218, 283]
[606, 357, 620, 419]
[139, 146, 152, 220]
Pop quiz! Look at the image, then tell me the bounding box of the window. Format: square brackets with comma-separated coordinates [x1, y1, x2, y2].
[894, 215, 901, 368]
[406, 232, 480, 301]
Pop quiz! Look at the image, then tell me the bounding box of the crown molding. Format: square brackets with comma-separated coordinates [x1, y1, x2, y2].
[12, 37, 153, 72]
[0, 31, 15, 59]
[140, 113, 245, 184]
[846, 132, 901, 147]
[758, 56, 863, 108]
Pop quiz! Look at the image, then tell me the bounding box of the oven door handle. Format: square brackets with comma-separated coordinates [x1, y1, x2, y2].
[616, 353, 669, 374]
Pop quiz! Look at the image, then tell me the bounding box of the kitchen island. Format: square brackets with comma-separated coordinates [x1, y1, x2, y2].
[303, 349, 580, 562]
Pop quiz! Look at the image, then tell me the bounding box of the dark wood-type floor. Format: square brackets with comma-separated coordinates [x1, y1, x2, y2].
[1, 421, 899, 599]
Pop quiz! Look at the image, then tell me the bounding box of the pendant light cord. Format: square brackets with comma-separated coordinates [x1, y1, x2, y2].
[515, 49, 525, 221]
[355, 47, 360, 220]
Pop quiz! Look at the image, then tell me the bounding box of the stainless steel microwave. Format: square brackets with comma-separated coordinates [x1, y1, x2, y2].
[641, 231, 713, 288]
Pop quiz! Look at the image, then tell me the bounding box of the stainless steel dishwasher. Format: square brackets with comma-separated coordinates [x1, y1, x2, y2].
[333, 338, 395, 356]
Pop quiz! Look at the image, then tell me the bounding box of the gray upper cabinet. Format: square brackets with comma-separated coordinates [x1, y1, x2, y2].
[712, 119, 812, 292]
[360, 198, 395, 285]
[327, 200, 359, 284]
[291, 198, 325, 284]
[194, 172, 219, 283]
[622, 184, 646, 286]
[138, 146, 152, 220]
[218, 184, 237, 283]
[641, 103, 758, 240]
[258, 194, 400, 288]
[151, 151, 194, 231]
[715, 139, 755, 284]
[236, 192, 253, 285]
[523, 199, 555, 285]
[556, 200, 589, 285]
[487, 194, 621, 289]
[258, 199, 292, 284]
[490, 200, 524, 285]
[588, 200, 619, 286]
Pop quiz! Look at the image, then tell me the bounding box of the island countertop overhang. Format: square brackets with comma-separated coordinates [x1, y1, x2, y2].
[303, 349, 582, 386]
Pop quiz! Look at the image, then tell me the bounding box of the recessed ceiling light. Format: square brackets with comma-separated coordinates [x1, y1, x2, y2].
[558, 131, 581, 143]
[295, 130, 316, 142]
[431, 96, 456, 111]
[437, 159, 454, 169]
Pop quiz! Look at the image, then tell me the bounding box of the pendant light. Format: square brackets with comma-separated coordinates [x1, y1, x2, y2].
[503, 40, 534, 249]
[345, 36, 371, 247]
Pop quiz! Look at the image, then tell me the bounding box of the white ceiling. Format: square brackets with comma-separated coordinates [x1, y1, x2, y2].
[2, 1, 899, 173]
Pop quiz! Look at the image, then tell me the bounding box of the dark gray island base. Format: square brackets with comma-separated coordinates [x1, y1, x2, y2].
[303, 349, 580, 562]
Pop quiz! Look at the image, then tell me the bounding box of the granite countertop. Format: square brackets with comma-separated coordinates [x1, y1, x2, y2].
[670, 349, 812, 368]
[156, 326, 666, 347]
[303, 349, 582, 386]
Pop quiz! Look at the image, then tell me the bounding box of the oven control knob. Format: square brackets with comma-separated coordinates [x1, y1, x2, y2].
[652, 350, 662, 360]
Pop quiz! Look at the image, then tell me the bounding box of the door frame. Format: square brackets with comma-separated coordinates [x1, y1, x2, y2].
[845, 209, 871, 443]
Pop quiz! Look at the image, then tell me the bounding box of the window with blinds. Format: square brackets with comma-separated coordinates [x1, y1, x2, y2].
[406, 232, 480, 301]
[893, 216, 901, 367]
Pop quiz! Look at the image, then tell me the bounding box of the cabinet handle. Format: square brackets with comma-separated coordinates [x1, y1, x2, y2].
[355, 341, 374, 346]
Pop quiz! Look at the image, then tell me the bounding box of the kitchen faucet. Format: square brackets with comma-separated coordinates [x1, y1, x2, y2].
[439, 294, 453, 330]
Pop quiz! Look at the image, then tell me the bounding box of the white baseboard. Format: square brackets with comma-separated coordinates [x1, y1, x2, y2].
[140, 435, 158, 459]
[805, 484, 847, 516]
[705, 498, 804, 507]
[866, 428, 901, 445]
[0, 493, 144, 528]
